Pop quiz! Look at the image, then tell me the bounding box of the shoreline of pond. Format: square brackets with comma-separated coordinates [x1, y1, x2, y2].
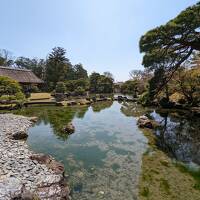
[1, 93, 200, 118]
[0, 114, 70, 200]
[137, 112, 200, 200]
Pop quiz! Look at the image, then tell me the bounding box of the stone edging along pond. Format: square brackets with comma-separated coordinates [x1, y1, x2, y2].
[0, 114, 70, 200]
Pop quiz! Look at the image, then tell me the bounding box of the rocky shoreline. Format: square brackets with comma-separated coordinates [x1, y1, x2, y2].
[0, 114, 70, 200]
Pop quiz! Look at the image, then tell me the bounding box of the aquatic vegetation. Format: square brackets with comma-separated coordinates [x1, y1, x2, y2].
[140, 186, 149, 197]
[139, 120, 200, 200]
[19, 102, 147, 200]
[175, 163, 200, 191]
[91, 101, 113, 112]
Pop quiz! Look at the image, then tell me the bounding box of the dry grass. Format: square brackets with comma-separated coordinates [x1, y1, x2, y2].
[0, 104, 16, 108]
[29, 93, 52, 101]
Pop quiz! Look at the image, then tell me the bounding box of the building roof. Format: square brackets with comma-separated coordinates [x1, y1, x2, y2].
[0, 66, 43, 84]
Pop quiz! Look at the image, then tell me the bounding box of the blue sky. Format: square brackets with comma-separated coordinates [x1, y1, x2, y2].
[0, 0, 198, 81]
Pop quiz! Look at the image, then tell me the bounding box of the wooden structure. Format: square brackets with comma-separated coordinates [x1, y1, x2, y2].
[0, 66, 43, 85]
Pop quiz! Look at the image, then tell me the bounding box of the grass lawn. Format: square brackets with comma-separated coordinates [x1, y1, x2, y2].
[29, 93, 52, 101]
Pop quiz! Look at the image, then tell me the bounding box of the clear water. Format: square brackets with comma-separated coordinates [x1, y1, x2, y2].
[21, 102, 148, 200]
[11, 101, 200, 198]
[119, 103, 200, 166]
[150, 110, 200, 166]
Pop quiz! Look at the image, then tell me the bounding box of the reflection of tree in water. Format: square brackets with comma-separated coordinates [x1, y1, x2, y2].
[75, 106, 89, 119]
[120, 102, 152, 117]
[152, 110, 200, 165]
[91, 101, 113, 112]
[119, 103, 200, 165]
[14, 106, 89, 140]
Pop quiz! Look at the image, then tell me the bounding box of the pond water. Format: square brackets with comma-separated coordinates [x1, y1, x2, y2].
[12, 101, 200, 199]
[150, 110, 200, 166]
[121, 102, 200, 166]
[16, 102, 148, 200]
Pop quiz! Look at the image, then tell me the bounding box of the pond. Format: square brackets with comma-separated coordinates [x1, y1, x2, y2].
[12, 101, 200, 199]
[151, 110, 200, 166]
[15, 101, 148, 200]
[122, 103, 200, 167]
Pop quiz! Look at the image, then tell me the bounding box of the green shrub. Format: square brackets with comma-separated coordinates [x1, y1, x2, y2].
[138, 91, 150, 106]
[121, 80, 138, 96]
[65, 79, 89, 93]
[0, 76, 25, 102]
[31, 85, 40, 93]
[74, 86, 86, 96]
[55, 82, 66, 93]
[15, 92, 25, 101]
[140, 186, 150, 197]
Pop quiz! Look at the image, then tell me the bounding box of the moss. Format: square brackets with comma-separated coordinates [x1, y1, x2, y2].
[160, 178, 170, 194]
[176, 163, 200, 191]
[111, 163, 120, 171]
[140, 128, 157, 148]
[140, 186, 150, 197]
[139, 127, 200, 200]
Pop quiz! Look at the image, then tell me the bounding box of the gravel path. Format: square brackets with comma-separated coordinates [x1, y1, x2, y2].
[0, 114, 70, 200]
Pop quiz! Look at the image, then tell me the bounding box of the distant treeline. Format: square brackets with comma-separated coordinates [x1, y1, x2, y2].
[0, 47, 114, 94]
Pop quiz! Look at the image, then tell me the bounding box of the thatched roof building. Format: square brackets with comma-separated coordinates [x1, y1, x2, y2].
[0, 66, 43, 84]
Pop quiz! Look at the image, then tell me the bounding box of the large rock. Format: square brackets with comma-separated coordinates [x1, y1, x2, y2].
[137, 116, 153, 129]
[117, 96, 124, 101]
[30, 154, 65, 175]
[12, 130, 28, 140]
[29, 116, 38, 123]
[36, 178, 70, 200]
[79, 99, 91, 105]
[63, 122, 75, 134]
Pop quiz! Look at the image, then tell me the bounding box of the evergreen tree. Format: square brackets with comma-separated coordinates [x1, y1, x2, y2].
[140, 2, 200, 95]
[46, 47, 71, 88]
[74, 63, 88, 79]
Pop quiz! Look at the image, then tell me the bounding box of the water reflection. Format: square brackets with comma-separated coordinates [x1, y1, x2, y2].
[15, 102, 147, 200]
[91, 101, 113, 112]
[12, 102, 200, 198]
[151, 110, 200, 165]
[120, 102, 153, 117]
[14, 106, 89, 140]
[120, 102, 200, 166]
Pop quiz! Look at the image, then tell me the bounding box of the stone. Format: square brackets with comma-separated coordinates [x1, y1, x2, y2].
[30, 154, 65, 174]
[137, 115, 153, 129]
[36, 179, 70, 200]
[98, 191, 105, 195]
[30, 154, 51, 164]
[117, 96, 124, 101]
[63, 122, 75, 134]
[21, 191, 35, 200]
[160, 157, 170, 167]
[48, 160, 65, 175]
[29, 116, 38, 123]
[0, 114, 70, 200]
[12, 130, 28, 140]
[0, 177, 23, 199]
